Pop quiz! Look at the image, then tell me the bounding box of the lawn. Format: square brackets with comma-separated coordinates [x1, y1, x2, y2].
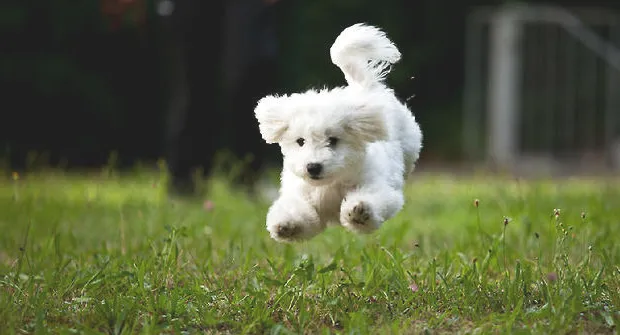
[0, 168, 619, 334]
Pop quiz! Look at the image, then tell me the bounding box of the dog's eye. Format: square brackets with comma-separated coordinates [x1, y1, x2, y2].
[296, 138, 305, 147]
[328, 137, 339, 147]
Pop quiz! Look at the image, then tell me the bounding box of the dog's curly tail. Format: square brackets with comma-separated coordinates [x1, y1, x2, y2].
[330, 23, 401, 88]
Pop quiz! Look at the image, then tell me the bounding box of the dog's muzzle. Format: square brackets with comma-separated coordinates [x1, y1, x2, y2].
[306, 163, 323, 179]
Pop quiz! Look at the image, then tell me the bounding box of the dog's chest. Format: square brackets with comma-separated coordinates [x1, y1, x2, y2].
[306, 185, 351, 224]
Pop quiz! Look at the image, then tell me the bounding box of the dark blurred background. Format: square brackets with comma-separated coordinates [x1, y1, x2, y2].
[2, 0, 620, 183]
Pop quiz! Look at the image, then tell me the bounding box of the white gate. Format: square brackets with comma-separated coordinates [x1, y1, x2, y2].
[462, 4, 620, 173]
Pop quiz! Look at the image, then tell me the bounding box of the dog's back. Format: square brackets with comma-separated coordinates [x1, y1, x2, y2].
[331, 23, 422, 176]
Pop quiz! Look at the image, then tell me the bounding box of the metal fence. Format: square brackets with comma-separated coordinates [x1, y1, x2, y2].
[462, 4, 620, 173]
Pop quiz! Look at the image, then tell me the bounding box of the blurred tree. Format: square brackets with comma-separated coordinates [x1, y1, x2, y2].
[1, 0, 162, 168]
[100, 0, 147, 32]
[2, 0, 619, 170]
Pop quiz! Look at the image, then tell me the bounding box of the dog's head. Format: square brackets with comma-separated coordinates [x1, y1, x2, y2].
[255, 89, 388, 185]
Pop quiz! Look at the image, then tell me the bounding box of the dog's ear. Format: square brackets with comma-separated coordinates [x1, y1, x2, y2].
[344, 105, 388, 143]
[255, 95, 290, 144]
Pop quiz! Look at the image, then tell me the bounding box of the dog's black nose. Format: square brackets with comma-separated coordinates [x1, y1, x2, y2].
[306, 163, 323, 178]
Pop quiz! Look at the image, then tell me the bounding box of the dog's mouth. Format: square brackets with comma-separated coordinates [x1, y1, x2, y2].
[306, 174, 334, 185]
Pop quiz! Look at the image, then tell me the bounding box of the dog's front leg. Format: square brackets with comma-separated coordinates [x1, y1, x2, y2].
[265, 195, 324, 242]
[340, 185, 405, 234]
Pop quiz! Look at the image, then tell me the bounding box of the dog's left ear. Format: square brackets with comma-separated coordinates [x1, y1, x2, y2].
[255, 95, 290, 144]
[345, 104, 388, 143]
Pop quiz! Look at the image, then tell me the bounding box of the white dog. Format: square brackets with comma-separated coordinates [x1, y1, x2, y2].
[254, 23, 422, 242]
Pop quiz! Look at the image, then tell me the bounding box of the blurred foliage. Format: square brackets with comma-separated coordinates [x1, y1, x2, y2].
[1, 0, 162, 167]
[1, 0, 619, 167]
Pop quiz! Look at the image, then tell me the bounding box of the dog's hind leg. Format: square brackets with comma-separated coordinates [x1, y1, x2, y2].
[339, 185, 405, 234]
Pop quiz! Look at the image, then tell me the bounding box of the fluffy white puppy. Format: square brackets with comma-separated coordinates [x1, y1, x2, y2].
[254, 23, 422, 242]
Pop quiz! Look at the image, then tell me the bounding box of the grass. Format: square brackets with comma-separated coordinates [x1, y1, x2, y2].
[1, 167, 619, 334]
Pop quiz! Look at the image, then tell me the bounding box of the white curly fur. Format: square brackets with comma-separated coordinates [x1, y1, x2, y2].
[254, 23, 422, 242]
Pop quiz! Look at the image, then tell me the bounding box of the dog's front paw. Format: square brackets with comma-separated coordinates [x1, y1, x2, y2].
[268, 221, 305, 242]
[349, 202, 372, 225]
[265, 199, 324, 242]
[341, 200, 381, 234]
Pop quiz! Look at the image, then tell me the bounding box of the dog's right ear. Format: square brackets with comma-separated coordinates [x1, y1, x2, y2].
[254, 95, 290, 144]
